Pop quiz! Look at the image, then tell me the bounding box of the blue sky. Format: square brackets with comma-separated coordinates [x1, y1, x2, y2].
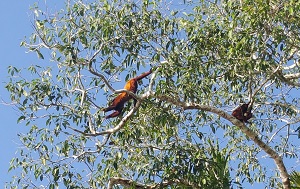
[0, 0, 27, 185]
[0, 1, 46, 186]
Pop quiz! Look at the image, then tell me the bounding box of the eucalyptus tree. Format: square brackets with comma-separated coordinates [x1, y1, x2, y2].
[6, 0, 300, 188]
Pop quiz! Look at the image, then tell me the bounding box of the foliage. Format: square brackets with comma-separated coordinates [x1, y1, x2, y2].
[5, 0, 300, 188]
[291, 171, 300, 189]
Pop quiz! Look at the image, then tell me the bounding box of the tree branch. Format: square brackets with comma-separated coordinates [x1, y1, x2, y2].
[154, 94, 291, 189]
[112, 89, 141, 101]
[284, 73, 300, 79]
[67, 99, 142, 136]
[274, 68, 300, 87]
[67, 67, 160, 137]
[88, 62, 116, 93]
[148, 66, 160, 92]
[283, 60, 300, 70]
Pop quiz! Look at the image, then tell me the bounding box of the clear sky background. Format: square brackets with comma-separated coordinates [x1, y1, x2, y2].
[0, 0, 29, 185]
[0, 1, 299, 188]
[0, 1, 56, 186]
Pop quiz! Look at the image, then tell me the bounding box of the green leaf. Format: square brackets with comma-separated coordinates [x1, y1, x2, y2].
[17, 116, 26, 123]
[36, 50, 44, 59]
